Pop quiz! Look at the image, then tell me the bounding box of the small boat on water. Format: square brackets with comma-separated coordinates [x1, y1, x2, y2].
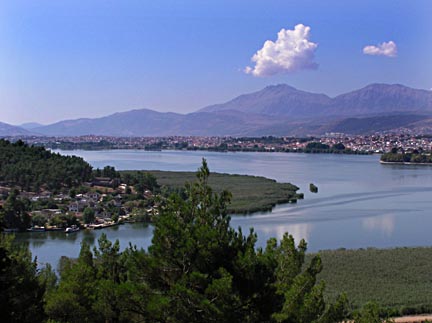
[65, 225, 80, 233]
[87, 221, 118, 230]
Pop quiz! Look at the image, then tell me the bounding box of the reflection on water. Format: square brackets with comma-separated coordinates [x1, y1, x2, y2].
[15, 150, 432, 268]
[260, 222, 313, 244]
[362, 214, 395, 236]
[30, 240, 46, 248]
[81, 231, 96, 246]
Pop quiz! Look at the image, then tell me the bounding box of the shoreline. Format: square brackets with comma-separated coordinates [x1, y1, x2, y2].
[53, 146, 372, 155]
[380, 160, 432, 166]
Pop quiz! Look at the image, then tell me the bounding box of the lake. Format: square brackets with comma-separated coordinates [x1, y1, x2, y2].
[14, 150, 432, 269]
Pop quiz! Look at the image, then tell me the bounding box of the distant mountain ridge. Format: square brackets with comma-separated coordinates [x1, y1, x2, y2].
[35, 109, 185, 137]
[200, 83, 432, 117]
[329, 84, 432, 116]
[32, 109, 291, 137]
[2, 83, 432, 137]
[201, 84, 332, 117]
[0, 122, 34, 136]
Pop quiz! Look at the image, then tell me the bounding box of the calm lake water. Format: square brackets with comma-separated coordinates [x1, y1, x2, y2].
[14, 150, 432, 269]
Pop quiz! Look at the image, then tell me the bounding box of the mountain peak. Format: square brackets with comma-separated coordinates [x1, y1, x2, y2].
[362, 83, 408, 91]
[264, 84, 298, 91]
[200, 84, 331, 116]
[330, 83, 432, 115]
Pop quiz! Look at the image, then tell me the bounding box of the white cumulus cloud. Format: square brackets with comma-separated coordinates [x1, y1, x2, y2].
[245, 24, 318, 77]
[363, 41, 397, 57]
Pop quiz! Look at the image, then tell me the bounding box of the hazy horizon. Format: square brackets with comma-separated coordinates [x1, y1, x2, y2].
[8, 82, 432, 127]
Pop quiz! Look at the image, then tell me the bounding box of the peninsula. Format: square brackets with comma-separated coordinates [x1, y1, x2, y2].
[0, 139, 302, 232]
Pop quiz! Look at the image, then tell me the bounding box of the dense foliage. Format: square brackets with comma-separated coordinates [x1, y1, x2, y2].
[142, 170, 301, 213]
[299, 142, 366, 154]
[306, 142, 331, 150]
[0, 139, 93, 191]
[120, 171, 160, 194]
[0, 188, 31, 230]
[0, 234, 53, 322]
[316, 247, 432, 316]
[381, 151, 432, 163]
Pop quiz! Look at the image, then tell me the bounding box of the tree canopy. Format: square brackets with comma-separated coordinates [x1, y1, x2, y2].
[0, 139, 93, 191]
[0, 234, 49, 322]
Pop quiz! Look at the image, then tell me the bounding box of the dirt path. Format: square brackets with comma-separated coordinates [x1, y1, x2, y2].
[393, 315, 432, 322]
[344, 315, 432, 323]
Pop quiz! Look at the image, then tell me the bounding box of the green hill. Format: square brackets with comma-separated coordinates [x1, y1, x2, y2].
[0, 139, 93, 191]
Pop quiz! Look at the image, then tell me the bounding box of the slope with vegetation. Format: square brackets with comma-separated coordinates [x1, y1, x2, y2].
[317, 247, 432, 317]
[1, 160, 397, 322]
[0, 139, 93, 191]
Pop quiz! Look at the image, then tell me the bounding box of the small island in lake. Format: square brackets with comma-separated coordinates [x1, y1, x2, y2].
[309, 183, 318, 193]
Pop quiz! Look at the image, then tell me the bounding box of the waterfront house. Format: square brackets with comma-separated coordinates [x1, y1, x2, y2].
[68, 201, 87, 213]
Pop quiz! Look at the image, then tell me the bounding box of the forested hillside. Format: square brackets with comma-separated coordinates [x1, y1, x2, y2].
[1, 161, 394, 323]
[0, 139, 93, 191]
[0, 146, 416, 322]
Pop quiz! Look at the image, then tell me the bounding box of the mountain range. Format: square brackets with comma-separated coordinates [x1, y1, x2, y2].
[2, 83, 432, 137]
[0, 122, 35, 136]
[201, 83, 432, 117]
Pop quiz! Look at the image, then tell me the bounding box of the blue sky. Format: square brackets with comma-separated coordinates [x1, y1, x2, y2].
[0, 0, 431, 125]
